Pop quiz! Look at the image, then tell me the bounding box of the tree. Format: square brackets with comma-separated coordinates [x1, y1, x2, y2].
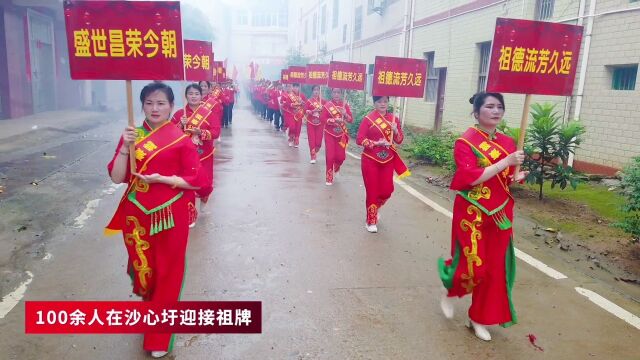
[285, 47, 310, 67]
[500, 103, 586, 200]
[182, 4, 216, 42]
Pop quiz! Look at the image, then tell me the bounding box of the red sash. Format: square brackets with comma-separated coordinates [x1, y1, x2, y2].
[363, 113, 410, 178]
[289, 93, 305, 122]
[185, 96, 217, 132]
[456, 127, 514, 229]
[323, 101, 350, 148]
[307, 98, 323, 125]
[105, 122, 187, 235]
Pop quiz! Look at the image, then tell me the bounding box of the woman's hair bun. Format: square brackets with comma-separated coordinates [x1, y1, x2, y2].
[469, 94, 477, 104]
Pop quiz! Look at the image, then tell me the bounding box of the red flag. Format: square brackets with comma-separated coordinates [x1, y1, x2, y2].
[232, 65, 238, 81]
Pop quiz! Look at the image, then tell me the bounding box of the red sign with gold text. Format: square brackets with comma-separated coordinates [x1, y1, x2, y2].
[288, 66, 307, 84]
[212, 61, 225, 82]
[372, 56, 427, 97]
[328, 61, 366, 90]
[306, 64, 329, 85]
[63, 0, 183, 80]
[184, 40, 213, 81]
[281, 69, 290, 84]
[486, 18, 583, 96]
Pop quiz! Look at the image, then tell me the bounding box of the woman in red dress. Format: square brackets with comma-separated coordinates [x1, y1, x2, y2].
[304, 85, 325, 164]
[438, 92, 526, 341]
[106, 82, 206, 358]
[280, 83, 307, 147]
[171, 83, 221, 226]
[320, 88, 353, 185]
[356, 96, 410, 233]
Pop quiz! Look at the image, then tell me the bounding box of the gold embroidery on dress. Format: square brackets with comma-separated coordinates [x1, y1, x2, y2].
[143, 141, 157, 152]
[460, 205, 483, 293]
[468, 184, 491, 200]
[134, 179, 149, 193]
[479, 141, 491, 152]
[124, 216, 152, 296]
[489, 148, 501, 160]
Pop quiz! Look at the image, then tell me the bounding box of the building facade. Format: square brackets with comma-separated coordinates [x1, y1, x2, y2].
[289, 0, 640, 173]
[224, 0, 290, 82]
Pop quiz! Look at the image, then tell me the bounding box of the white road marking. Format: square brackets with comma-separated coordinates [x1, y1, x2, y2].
[514, 248, 568, 279]
[0, 271, 33, 319]
[575, 287, 640, 330]
[72, 199, 101, 229]
[347, 150, 567, 279]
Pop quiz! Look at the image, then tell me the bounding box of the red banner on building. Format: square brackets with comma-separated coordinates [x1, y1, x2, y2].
[327, 61, 366, 90]
[281, 69, 290, 84]
[306, 64, 329, 85]
[288, 66, 307, 84]
[372, 56, 427, 97]
[184, 40, 213, 81]
[63, 0, 183, 80]
[486, 18, 583, 96]
[25, 301, 261, 334]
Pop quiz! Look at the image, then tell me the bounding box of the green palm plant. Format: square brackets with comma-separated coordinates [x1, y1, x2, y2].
[500, 103, 586, 200]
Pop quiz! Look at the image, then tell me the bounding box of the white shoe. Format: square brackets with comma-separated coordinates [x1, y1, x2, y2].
[310, 159, 316, 164]
[288, 141, 293, 147]
[294, 144, 299, 148]
[189, 222, 196, 228]
[440, 294, 454, 319]
[366, 223, 378, 233]
[467, 320, 492, 341]
[151, 351, 169, 358]
[325, 182, 333, 186]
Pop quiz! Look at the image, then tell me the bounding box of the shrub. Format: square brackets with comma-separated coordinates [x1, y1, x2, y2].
[614, 156, 640, 238]
[406, 131, 458, 171]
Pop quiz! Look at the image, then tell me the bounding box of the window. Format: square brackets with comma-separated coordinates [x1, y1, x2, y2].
[535, 0, 554, 20]
[612, 65, 637, 90]
[342, 24, 347, 43]
[279, 10, 287, 27]
[477, 42, 491, 92]
[237, 10, 248, 25]
[313, 13, 317, 40]
[305, 19, 309, 43]
[424, 52, 438, 103]
[333, 0, 339, 28]
[354, 6, 363, 41]
[321, 5, 327, 34]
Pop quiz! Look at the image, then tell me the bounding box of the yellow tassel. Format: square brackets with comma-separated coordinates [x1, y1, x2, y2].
[104, 228, 122, 237]
[396, 170, 412, 180]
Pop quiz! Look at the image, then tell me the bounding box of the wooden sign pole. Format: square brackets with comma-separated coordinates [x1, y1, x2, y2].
[514, 94, 532, 175]
[126, 80, 137, 173]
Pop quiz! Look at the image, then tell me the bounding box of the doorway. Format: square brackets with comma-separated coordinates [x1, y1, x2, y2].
[27, 9, 56, 113]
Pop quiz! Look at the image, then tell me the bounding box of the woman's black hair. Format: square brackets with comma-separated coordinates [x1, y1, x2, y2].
[311, 85, 320, 91]
[140, 82, 174, 105]
[185, 83, 202, 97]
[372, 95, 389, 103]
[469, 92, 505, 114]
[198, 80, 211, 88]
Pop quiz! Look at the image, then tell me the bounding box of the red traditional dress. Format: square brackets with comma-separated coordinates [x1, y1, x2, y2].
[356, 110, 410, 225]
[280, 91, 292, 131]
[171, 95, 222, 208]
[281, 90, 307, 146]
[438, 126, 518, 327]
[305, 96, 325, 161]
[320, 99, 353, 183]
[105, 120, 206, 352]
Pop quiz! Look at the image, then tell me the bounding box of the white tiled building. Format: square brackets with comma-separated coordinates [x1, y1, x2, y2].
[289, 0, 640, 174]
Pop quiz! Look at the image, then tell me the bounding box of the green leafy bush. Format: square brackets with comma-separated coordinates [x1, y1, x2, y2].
[406, 131, 458, 171]
[614, 156, 640, 238]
